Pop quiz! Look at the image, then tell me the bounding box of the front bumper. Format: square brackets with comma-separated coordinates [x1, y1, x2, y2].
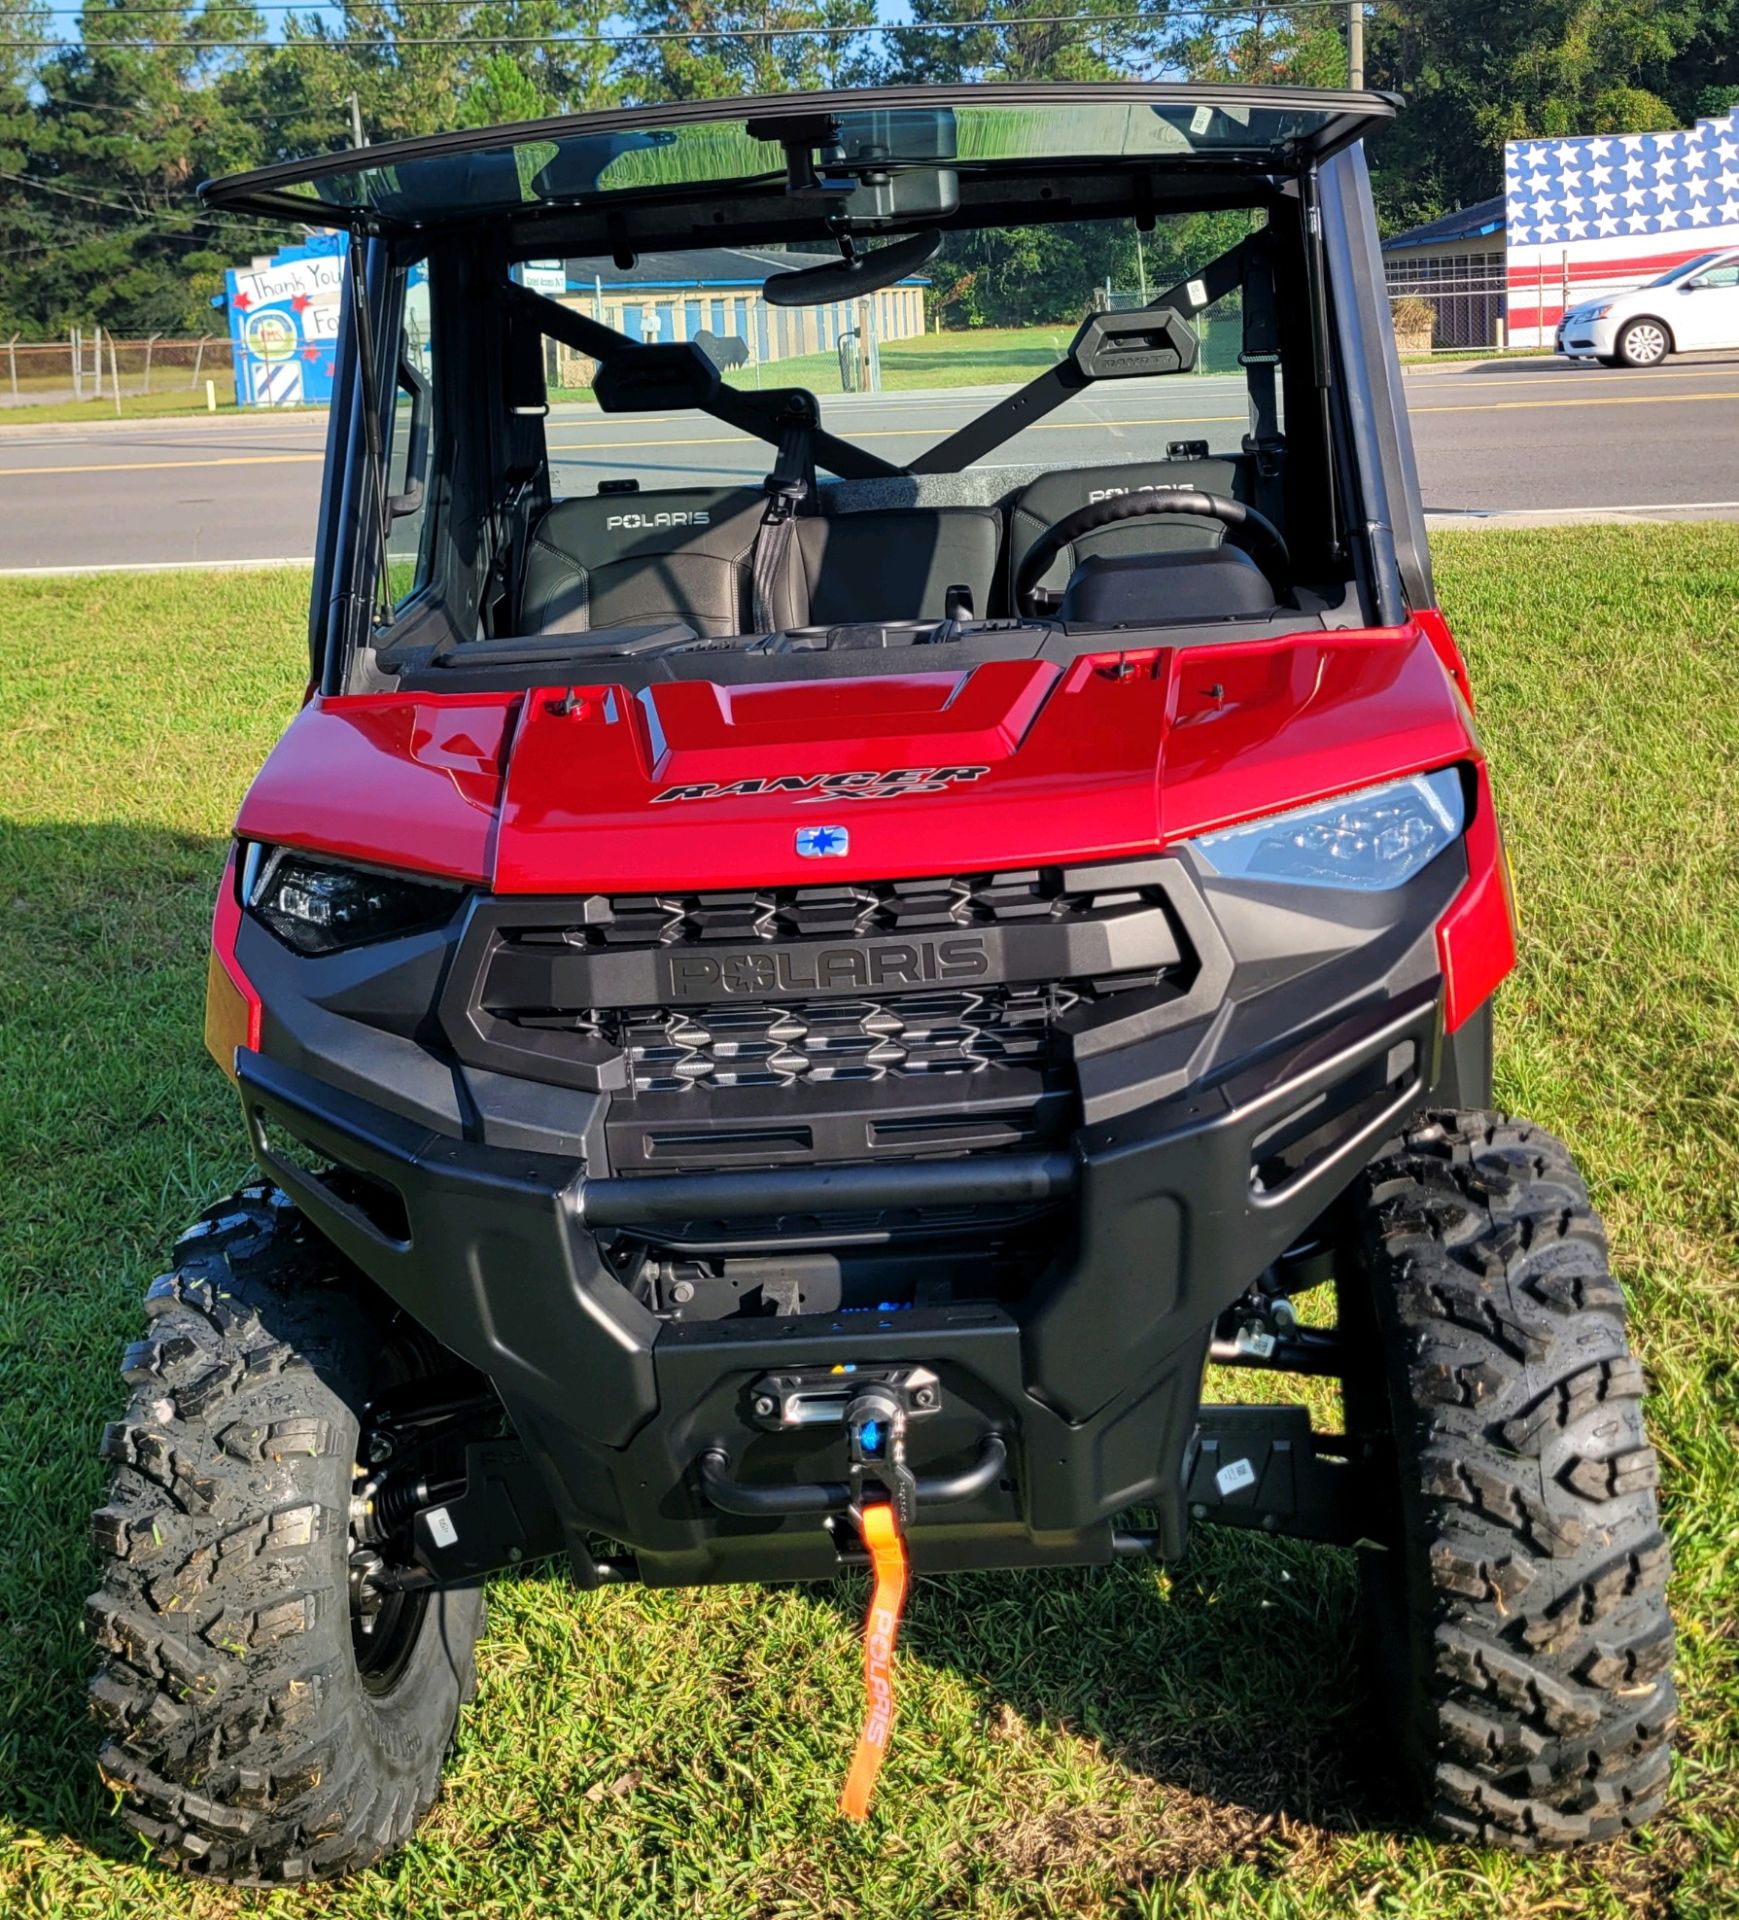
[238, 940, 1468, 1584]
[1557, 313, 1620, 359]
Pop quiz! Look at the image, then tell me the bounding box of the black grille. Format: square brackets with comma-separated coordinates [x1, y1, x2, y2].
[609, 984, 1080, 1096]
[530, 871, 1136, 952]
[440, 866, 1188, 1177]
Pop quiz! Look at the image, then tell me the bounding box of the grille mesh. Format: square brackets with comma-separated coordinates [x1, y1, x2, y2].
[614, 984, 1078, 1095]
[531, 872, 1140, 954]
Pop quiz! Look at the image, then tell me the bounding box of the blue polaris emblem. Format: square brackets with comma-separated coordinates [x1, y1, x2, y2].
[795, 824, 849, 859]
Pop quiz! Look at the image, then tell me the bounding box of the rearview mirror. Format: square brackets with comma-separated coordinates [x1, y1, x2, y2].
[763, 230, 942, 309]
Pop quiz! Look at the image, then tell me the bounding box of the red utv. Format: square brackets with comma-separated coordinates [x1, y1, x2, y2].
[87, 85, 1673, 1880]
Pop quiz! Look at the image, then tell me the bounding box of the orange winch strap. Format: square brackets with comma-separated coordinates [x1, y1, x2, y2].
[838, 1501, 909, 1821]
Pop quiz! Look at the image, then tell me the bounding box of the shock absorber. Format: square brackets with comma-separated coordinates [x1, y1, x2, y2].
[355, 1472, 455, 1545]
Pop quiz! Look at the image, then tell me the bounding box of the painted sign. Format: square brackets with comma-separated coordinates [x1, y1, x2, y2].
[224, 232, 346, 409]
[1506, 108, 1739, 347]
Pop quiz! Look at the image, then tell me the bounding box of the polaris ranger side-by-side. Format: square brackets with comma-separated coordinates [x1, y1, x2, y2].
[87, 86, 1674, 1881]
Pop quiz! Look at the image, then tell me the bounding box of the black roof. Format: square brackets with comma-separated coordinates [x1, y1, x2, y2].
[200, 83, 1402, 239]
[1382, 195, 1507, 252]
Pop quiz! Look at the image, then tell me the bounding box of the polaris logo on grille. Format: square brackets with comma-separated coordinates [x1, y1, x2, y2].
[666, 936, 990, 1000]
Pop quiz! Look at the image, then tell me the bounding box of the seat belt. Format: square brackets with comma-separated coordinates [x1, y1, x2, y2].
[751, 409, 814, 632]
[1240, 242, 1287, 534]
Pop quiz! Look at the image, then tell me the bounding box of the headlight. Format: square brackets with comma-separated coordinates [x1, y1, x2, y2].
[1189, 768, 1465, 891]
[1585, 303, 1613, 321]
[243, 845, 463, 955]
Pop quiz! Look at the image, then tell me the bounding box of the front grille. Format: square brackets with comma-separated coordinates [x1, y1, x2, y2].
[609, 984, 1080, 1095]
[442, 865, 1189, 1177]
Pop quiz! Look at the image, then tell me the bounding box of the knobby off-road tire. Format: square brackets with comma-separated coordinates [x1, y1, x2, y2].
[1345, 1112, 1675, 1851]
[86, 1185, 484, 1882]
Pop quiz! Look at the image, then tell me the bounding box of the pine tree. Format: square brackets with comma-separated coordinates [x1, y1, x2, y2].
[621, 0, 878, 106]
[24, 0, 279, 332]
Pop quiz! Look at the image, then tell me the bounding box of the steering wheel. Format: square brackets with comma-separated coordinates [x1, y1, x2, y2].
[1014, 489, 1292, 617]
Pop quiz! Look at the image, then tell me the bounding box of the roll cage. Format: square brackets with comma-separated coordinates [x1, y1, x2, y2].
[199, 87, 1430, 690]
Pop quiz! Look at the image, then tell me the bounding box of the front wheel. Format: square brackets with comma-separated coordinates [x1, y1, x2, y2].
[86, 1187, 484, 1882]
[1342, 1114, 1675, 1850]
[1616, 319, 1671, 368]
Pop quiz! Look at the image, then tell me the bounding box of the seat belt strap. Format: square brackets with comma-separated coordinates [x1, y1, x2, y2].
[839, 1501, 908, 1821]
[1241, 243, 1286, 530]
[751, 412, 813, 632]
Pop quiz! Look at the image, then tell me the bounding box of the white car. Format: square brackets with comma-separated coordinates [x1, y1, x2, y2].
[1557, 249, 1739, 366]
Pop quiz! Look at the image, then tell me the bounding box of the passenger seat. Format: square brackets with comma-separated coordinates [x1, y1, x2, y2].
[521, 489, 1003, 636]
[520, 488, 798, 637]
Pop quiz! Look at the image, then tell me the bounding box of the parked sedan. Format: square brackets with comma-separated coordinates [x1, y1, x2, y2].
[1558, 249, 1739, 366]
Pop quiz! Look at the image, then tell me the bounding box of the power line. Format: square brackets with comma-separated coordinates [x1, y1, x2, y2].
[0, 167, 304, 243]
[30, 84, 352, 124]
[7, 0, 1377, 49]
[31, 0, 1354, 15]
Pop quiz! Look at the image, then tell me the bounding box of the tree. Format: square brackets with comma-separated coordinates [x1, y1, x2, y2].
[881, 0, 1166, 88]
[0, 0, 55, 332]
[1166, 4, 1349, 90]
[22, 0, 282, 333]
[620, 0, 879, 105]
[1364, 0, 1716, 233]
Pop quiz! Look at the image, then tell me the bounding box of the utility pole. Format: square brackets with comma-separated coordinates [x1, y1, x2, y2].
[348, 92, 366, 149]
[1348, 2, 1365, 88]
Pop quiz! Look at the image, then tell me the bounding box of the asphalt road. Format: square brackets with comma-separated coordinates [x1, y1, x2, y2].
[2, 354, 1737, 572]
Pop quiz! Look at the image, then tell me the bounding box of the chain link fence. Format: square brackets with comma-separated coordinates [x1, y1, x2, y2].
[1, 333, 249, 410]
[1384, 257, 1512, 354]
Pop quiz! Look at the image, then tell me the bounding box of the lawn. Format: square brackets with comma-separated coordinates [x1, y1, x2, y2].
[1, 527, 1736, 1917]
[544, 318, 1248, 407]
[0, 388, 270, 426]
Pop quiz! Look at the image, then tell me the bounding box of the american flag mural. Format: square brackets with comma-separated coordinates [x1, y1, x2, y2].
[1505, 109, 1739, 346]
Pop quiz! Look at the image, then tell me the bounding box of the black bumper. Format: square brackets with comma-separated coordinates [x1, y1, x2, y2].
[238, 969, 1459, 1586]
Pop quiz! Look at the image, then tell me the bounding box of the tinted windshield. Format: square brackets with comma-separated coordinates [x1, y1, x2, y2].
[539, 217, 1267, 502]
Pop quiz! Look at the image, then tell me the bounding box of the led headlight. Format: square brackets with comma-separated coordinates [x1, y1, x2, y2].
[1189, 768, 1465, 891]
[243, 845, 463, 956]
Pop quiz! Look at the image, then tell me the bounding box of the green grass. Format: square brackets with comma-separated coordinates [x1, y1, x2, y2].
[2, 527, 1737, 1916]
[0, 389, 292, 426]
[725, 325, 1079, 395]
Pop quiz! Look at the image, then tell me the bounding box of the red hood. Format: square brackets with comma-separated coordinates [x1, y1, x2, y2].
[235, 622, 1479, 890]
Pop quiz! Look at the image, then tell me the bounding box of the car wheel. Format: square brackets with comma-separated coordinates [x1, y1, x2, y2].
[1616, 319, 1671, 368]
